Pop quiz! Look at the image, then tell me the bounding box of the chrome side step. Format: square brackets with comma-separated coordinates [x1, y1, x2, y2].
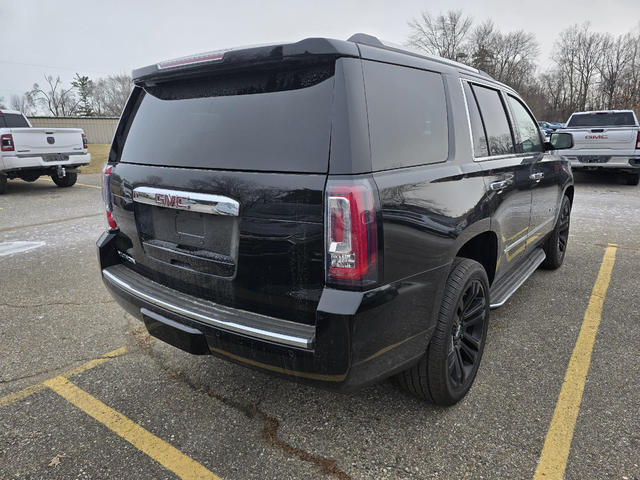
[102, 264, 315, 349]
[490, 248, 546, 309]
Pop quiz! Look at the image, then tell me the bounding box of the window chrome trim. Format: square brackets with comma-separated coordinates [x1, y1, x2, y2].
[459, 79, 476, 160]
[133, 187, 240, 216]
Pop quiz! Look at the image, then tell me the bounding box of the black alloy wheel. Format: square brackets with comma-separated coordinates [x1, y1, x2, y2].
[556, 197, 571, 262]
[396, 258, 490, 406]
[542, 195, 571, 270]
[448, 279, 487, 391]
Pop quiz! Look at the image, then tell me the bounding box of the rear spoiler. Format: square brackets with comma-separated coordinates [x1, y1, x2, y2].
[132, 38, 359, 85]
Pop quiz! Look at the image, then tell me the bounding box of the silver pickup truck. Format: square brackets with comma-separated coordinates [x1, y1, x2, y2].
[559, 110, 640, 185]
[0, 110, 91, 194]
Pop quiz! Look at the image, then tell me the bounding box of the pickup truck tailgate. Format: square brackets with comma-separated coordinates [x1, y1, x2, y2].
[568, 128, 638, 151]
[9, 128, 85, 156]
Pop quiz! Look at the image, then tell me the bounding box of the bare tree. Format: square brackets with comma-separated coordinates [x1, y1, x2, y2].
[92, 74, 133, 116]
[406, 9, 474, 61]
[597, 33, 632, 109]
[551, 23, 605, 112]
[469, 19, 499, 72]
[0, 96, 6, 109]
[29, 75, 80, 116]
[9, 93, 37, 115]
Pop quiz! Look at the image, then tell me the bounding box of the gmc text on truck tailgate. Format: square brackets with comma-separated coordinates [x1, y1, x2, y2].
[0, 110, 91, 194]
[559, 109, 640, 185]
[98, 34, 575, 405]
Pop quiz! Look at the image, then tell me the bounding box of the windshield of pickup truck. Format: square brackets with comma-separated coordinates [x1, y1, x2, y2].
[567, 112, 637, 128]
[0, 113, 29, 128]
[118, 62, 335, 173]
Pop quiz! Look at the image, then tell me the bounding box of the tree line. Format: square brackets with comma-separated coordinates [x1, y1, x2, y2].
[406, 9, 640, 121]
[0, 73, 133, 117]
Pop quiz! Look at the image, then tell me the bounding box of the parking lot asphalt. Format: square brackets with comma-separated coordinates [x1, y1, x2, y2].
[0, 171, 638, 480]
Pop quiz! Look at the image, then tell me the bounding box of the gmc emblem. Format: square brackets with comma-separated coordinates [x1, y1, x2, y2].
[154, 193, 189, 209]
[585, 135, 608, 139]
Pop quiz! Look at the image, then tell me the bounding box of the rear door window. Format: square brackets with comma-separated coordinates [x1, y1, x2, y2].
[471, 85, 514, 156]
[462, 82, 489, 157]
[363, 61, 449, 171]
[118, 63, 335, 173]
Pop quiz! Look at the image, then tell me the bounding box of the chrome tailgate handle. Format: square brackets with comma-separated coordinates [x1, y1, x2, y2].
[133, 187, 240, 216]
[529, 172, 544, 182]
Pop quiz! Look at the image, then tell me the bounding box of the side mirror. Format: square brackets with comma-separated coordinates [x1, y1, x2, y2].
[549, 132, 574, 150]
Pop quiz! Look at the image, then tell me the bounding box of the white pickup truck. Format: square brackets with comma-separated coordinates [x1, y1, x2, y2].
[0, 109, 91, 194]
[558, 109, 640, 185]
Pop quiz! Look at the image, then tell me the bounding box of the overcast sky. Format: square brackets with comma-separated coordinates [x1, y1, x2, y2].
[2, 0, 639, 103]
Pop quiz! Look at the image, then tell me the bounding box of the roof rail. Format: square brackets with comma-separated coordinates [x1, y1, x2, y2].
[347, 33, 488, 77]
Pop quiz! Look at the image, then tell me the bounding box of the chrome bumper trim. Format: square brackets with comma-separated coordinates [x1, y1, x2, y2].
[102, 266, 314, 349]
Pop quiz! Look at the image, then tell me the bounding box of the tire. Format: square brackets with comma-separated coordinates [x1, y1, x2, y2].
[21, 174, 40, 183]
[51, 172, 77, 188]
[626, 173, 640, 186]
[0, 175, 6, 195]
[541, 195, 571, 270]
[397, 258, 490, 406]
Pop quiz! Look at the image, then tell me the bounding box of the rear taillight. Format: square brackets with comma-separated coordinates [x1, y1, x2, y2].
[636, 131, 640, 149]
[102, 164, 118, 232]
[82, 133, 88, 150]
[1, 134, 14, 152]
[325, 178, 380, 290]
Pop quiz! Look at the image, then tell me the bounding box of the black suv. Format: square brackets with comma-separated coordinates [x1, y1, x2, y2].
[99, 34, 575, 405]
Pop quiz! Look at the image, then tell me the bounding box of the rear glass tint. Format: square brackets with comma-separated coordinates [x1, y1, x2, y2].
[567, 112, 636, 127]
[118, 63, 335, 173]
[363, 61, 448, 171]
[0, 114, 29, 128]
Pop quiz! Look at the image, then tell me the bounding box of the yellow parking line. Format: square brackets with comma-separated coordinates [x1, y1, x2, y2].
[39, 177, 101, 189]
[0, 347, 126, 409]
[44, 376, 220, 480]
[0, 383, 47, 409]
[533, 245, 617, 480]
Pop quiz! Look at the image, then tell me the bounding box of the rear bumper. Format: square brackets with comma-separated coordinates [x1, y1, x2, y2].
[567, 155, 640, 171]
[97, 231, 441, 392]
[1, 153, 91, 171]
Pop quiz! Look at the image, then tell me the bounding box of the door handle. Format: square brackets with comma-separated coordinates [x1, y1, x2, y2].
[490, 180, 508, 191]
[529, 172, 544, 181]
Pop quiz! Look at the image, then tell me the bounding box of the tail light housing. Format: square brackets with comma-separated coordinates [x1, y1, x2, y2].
[1, 134, 14, 152]
[325, 178, 381, 290]
[82, 133, 88, 150]
[636, 131, 640, 149]
[102, 164, 118, 232]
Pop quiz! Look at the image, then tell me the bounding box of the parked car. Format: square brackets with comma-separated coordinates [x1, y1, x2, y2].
[98, 33, 575, 405]
[0, 110, 90, 194]
[558, 110, 640, 185]
[538, 121, 560, 138]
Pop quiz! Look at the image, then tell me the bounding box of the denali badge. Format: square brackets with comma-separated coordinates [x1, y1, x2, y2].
[47, 137, 55, 145]
[132, 187, 240, 216]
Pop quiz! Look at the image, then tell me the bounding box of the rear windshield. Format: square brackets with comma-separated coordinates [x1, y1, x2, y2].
[118, 63, 335, 173]
[567, 112, 637, 127]
[0, 114, 29, 128]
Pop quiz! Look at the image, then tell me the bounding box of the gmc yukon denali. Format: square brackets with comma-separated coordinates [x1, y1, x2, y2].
[0, 110, 90, 194]
[98, 34, 575, 405]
